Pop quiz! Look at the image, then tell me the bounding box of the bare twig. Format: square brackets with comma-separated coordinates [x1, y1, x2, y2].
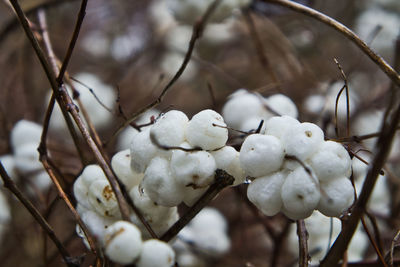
[160, 169, 234, 242]
[261, 0, 400, 86]
[296, 220, 309, 267]
[329, 126, 400, 143]
[150, 132, 202, 152]
[333, 58, 350, 137]
[36, 10, 101, 257]
[110, 0, 222, 143]
[69, 77, 114, 114]
[56, 0, 88, 85]
[0, 162, 78, 267]
[360, 216, 387, 267]
[389, 230, 400, 267]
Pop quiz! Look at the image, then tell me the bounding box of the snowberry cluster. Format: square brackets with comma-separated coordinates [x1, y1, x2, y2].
[222, 89, 298, 133]
[74, 163, 178, 265]
[73, 109, 244, 265]
[130, 109, 245, 207]
[242, 115, 354, 220]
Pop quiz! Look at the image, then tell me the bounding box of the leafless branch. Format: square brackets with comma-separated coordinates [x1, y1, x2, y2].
[296, 219, 309, 267]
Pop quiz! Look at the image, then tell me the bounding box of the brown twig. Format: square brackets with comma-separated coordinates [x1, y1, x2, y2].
[56, 0, 88, 85]
[261, 0, 400, 86]
[329, 126, 400, 143]
[334, 58, 350, 137]
[296, 219, 309, 267]
[389, 230, 400, 267]
[37, 9, 86, 165]
[0, 161, 78, 267]
[160, 169, 234, 242]
[9, 0, 131, 222]
[36, 10, 100, 257]
[109, 0, 222, 144]
[360, 216, 387, 267]
[40, 155, 101, 256]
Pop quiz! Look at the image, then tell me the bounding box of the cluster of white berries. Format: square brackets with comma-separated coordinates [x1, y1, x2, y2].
[130, 109, 245, 207]
[222, 89, 298, 133]
[74, 164, 177, 265]
[242, 115, 354, 220]
[74, 108, 243, 264]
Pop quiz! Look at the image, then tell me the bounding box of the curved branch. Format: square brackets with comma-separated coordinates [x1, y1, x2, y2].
[262, 0, 400, 86]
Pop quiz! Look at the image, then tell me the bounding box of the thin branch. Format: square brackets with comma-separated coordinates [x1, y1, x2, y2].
[296, 219, 309, 267]
[160, 169, 234, 242]
[261, 0, 400, 86]
[70, 77, 114, 114]
[150, 132, 202, 152]
[56, 0, 88, 85]
[37, 9, 86, 165]
[389, 230, 400, 267]
[0, 161, 78, 267]
[40, 156, 101, 256]
[334, 58, 350, 137]
[329, 126, 400, 143]
[109, 0, 222, 143]
[360, 216, 387, 267]
[334, 85, 346, 137]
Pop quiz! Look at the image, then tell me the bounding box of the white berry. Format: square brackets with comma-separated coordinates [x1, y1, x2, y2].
[281, 167, 320, 220]
[104, 221, 143, 265]
[282, 122, 324, 161]
[136, 239, 175, 267]
[240, 134, 284, 177]
[186, 109, 228, 150]
[318, 177, 354, 217]
[247, 171, 287, 216]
